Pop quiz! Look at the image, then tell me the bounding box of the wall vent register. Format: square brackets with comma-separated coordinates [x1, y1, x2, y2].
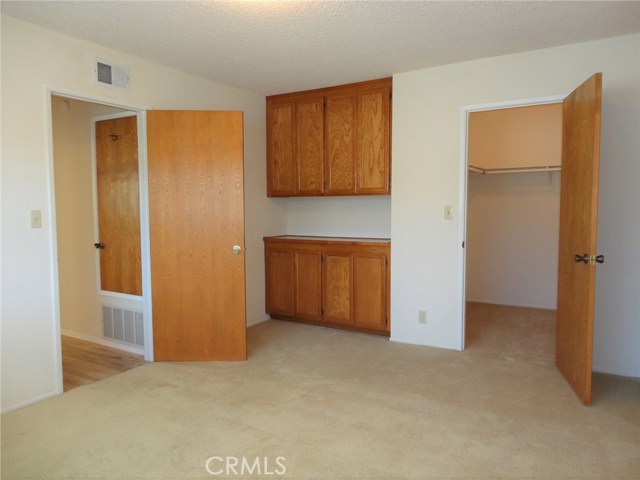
[102, 305, 143, 347]
[94, 59, 129, 90]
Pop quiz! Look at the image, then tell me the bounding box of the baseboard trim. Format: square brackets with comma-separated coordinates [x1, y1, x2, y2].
[465, 299, 557, 311]
[247, 314, 270, 328]
[1, 390, 59, 414]
[61, 330, 144, 355]
[592, 366, 640, 379]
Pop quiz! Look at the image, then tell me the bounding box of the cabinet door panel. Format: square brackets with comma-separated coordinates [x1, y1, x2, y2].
[353, 252, 387, 331]
[266, 249, 295, 316]
[296, 98, 324, 195]
[323, 252, 353, 325]
[325, 95, 356, 194]
[357, 89, 390, 194]
[267, 102, 296, 196]
[295, 251, 322, 321]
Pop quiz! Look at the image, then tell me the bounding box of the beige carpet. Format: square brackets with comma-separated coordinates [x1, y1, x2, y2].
[2, 303, 639, 479]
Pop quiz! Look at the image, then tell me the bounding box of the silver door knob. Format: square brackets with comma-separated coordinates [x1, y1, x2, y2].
[232, 245, 242, 254]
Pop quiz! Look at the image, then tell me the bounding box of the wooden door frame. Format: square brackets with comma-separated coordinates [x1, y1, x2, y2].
[456, 94, 566, 351]
[91, 111, 143, 301]
[45, 86, 154, 396]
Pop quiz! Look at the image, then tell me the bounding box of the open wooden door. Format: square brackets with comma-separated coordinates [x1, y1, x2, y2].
[147, 111, 246, 361]
[556, 73, 603, 405]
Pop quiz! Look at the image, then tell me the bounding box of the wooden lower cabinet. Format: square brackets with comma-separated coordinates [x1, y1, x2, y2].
[265, 236, 390, 335]
[294, 249, 322, 322]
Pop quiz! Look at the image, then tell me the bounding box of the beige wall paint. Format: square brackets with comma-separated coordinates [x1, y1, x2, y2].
[392, 33, 640, 377]
[1, 15, 286, 412]
[468, 103, 562, 170]
[465, 172, 560, 309]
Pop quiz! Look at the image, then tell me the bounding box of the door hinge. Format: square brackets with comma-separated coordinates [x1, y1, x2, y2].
[323, 96, 326, 109]
[321, 307, 324, 315]
[385, 256, 388, 267]
[388, 178, 392, 189]
[385, 315, 388, 326]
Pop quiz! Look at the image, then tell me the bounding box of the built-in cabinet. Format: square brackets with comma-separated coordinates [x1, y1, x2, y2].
[264, 236, 390, 335]
[267, 78, 392, 197]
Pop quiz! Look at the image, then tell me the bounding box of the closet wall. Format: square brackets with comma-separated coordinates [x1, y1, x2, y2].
[465, 103, 562, 310]
[466, 172, 560, 309]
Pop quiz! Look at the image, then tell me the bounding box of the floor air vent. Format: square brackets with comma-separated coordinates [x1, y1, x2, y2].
[102, 305, 143, 347]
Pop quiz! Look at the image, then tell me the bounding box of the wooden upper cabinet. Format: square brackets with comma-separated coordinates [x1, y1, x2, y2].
[267, 101, 296, 196]
[296, 97, 325, 195]
[267, 78, 391, 197]
[356, 87, 390, 194]
[325, 94, 356, 194]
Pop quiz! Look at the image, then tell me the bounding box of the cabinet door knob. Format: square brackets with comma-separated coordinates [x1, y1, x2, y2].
[232, 245, 242, 255]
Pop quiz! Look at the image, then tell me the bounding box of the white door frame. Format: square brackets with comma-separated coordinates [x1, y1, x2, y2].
[91, 111, 143, 301]
[45, 86, 154, 396]
[457, 94, 565, 351]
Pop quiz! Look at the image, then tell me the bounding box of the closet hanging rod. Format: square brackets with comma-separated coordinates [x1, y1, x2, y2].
[468, 164, 561, 175]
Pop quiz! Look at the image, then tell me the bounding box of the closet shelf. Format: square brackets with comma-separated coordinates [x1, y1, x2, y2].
[468, 164, 561, 175]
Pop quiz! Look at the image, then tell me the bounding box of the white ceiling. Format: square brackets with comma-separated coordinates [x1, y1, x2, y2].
[2, 1, 639, 96]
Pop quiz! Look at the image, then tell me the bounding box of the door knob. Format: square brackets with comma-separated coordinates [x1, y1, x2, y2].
[94, 242, 105, 249]
[232, 245, 242, 254]
[575, 253, 589, 264]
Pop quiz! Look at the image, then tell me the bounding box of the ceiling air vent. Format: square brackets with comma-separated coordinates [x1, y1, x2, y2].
[94, 59, 129, 90]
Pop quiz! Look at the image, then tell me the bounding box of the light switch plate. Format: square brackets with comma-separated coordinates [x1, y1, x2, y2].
[30, 210, 42, 228]
[444, 205, 454, 220]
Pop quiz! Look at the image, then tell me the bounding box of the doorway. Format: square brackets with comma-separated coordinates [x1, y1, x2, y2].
[463, 102, 563, 360]
[48, 90, 154, 394]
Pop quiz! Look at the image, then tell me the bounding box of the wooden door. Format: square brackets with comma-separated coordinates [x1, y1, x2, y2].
[356, 87, 390, 194]
[95, 116, 142, 296]
[267, 101, 296, 196]
[353, 251, 387, 331]
[294, 249, 322, 321]
[322, 251, 353, 325]
[296, 97, 325, 195]
[147, 110, 246, 361]
[325, 93, 356, 195]
[556, 73, 603, 405]
[266, 246, 295, 317]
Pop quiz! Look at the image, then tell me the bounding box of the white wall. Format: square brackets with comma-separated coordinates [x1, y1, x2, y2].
[286, 196, 391, 238]
[1, 15, 286, 412]
[391, 34, 640, 377]
[465, 172, 560, 309]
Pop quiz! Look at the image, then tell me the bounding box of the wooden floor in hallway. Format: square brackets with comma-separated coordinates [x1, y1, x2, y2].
[62, 335, 146, 392]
